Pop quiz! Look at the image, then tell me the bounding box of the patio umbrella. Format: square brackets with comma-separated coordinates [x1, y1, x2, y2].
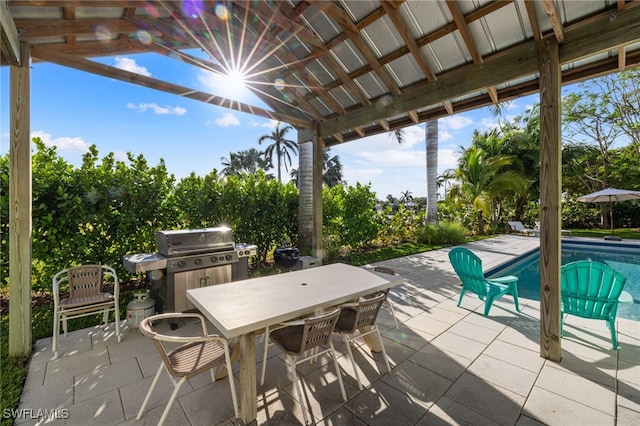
[577, 187, 640, 236]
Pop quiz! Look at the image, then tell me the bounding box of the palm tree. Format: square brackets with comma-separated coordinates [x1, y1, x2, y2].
[389, 122, 438, 225]
[400, 190, 413, 203]
[450, 146, 522, 234]
[289, 147, 344, 188]
[425, 120, 438, 226]
[323, 148, 344, 187]
[220, 148, 271, 177]
[438, 168, 456, 199]
[258, 122, 298, 182]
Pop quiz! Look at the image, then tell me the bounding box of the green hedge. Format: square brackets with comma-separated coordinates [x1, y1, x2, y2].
[0, 139, 383, 292]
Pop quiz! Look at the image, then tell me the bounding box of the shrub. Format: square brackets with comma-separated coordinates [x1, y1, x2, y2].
[417, 221, 468, 245]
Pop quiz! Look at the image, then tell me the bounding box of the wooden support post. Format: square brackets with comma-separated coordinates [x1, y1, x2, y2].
[538, 36, 562, 361]
[311, 129, 323, 260]
[9, 41, 32, 356]
[238, 332, 256, 424]
[297, 126, 324, 259]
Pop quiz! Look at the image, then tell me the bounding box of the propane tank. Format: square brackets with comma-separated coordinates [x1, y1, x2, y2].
[126, 290, 155, 328]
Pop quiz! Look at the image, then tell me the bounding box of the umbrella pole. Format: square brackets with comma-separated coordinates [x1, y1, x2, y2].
[609, 199, 614, 236]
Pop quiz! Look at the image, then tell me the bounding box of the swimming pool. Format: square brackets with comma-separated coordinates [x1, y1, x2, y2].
[487, 240, 640, 321]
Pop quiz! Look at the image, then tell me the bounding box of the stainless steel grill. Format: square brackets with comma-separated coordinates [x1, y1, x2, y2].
[123, 227, 256, 314]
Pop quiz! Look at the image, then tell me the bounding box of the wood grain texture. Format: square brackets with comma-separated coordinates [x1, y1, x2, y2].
[538, 36, 562, 362]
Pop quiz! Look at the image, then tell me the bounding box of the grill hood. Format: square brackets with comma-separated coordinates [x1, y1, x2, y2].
[155, 227, 235, 257]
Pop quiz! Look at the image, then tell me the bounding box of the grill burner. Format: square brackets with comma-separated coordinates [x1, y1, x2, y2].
[123, 228, 256, 317]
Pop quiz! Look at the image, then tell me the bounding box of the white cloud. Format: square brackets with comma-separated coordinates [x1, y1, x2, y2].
[127, 102, 186, 115]
[113, 151, 129, 162]
[439, 130, 454, 142]
[31, 130, 89, 154]
[114, 57, 151, 76]
[215, 113, 240, 127]
[440, 115, 474, 131]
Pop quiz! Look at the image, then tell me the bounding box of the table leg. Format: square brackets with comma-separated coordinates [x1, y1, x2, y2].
[360, 325, 383, 352]
[238, 332, 257, 423]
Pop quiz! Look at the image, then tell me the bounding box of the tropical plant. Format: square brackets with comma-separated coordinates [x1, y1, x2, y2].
[220, 148, 271, 177]
[449, 146, 523, 234]
[399, 190, 413, 203]
[322, 148, 344, 187]
[289, 147, 344, 188]
[257, 122, 297, 182]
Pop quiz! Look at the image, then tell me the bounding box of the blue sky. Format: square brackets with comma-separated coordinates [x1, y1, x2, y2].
[1, 50, 541, 199]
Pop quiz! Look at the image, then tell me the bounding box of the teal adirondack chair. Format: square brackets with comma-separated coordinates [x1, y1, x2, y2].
[448, 247, 520, 316]
[561, 260, 629, 349]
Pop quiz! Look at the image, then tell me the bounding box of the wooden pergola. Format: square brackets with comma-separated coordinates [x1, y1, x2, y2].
[2, 0, 640, 363]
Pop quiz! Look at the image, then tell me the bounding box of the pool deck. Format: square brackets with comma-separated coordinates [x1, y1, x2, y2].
[16, 235, 640, 425]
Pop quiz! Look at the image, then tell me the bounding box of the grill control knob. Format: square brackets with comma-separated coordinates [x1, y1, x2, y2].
[244, 250, 250, 255]
[194, 258, 203, 265]
[225, 254, 233, 261]
[219, 256, 225, 261]
[210, 256, 218, 263]
[177, 260, 186, 268]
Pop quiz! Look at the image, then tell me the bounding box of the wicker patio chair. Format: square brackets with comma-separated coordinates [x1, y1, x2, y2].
[373, 266, 400, 328]
[334, 292, 391, 390]
[267, 307, 346, 424]
[136, 312, 238, 426]
[52, 264, 121, 358]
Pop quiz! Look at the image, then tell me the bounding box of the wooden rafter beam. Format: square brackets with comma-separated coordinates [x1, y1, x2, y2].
[319, 4, 640, 137]
[381, 1, 435, 82]
[1, 0, 22, 66]
[443, 100, 454, 115]
[324, 48, 640, 146]
[487, 86, 499, 104]
[524, 0, 542, 42]
[268, 1, 328, 52]
[31, 47, 312, 129]
[446, 0, 483, 65]
[542, 0, 565, 43]
[309, 0, 400, 95]
[307, 0, 513, 98]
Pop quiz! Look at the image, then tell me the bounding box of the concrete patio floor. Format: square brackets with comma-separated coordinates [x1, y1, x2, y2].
[15, 235, 640, 425]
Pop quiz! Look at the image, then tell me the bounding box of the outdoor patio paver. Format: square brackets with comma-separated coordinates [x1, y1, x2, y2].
[14, 235, 640, 425]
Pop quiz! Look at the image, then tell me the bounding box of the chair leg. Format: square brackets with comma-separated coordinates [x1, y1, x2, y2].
[385, 300, 399, 329]
[287, 356, 310, 425]
[329, 340, 347, 401]
[483, 298, 493, 317]
[374, 327, 391, 373]
[223, 344, 239, 418]
[510, 282, 520, 312]
[52, 313, 59, 359]
[342, 334, 362, 390]
[137, 363, 165, 420]
[114, 304, 121, 342]
[158, 376, 188, 426]
[62, 315, 68, 336]
[608, 319, 618, 350]
[457, 289, 466, 307]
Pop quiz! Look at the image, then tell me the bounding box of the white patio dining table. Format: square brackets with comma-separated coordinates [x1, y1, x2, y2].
[187, 262, 403, 424]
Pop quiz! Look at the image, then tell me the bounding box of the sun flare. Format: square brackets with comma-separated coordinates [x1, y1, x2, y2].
[225, 69, 247, 92]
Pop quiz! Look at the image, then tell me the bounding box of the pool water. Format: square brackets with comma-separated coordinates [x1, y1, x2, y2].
[487, 242, 640, 321]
